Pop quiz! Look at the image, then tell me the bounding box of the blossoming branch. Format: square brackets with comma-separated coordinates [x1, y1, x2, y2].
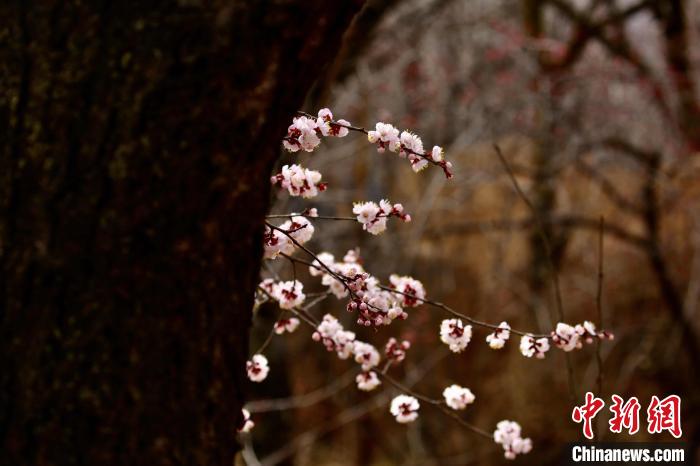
[240, 108, 615, 460]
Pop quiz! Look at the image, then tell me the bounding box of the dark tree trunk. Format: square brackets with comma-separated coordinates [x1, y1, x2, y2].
[0, 1, 364, 465]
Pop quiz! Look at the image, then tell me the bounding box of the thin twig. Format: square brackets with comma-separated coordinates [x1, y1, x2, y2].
[493, 144, 578, 402]
[245, 368, 357, 413]
[433, 215, 648, 250]
[255, 324, 278, 355]
[379, 372, 444, 405]
[379, 373, 493, 439]
[493, 144, 565, 322]
[266, 214, 357, 221]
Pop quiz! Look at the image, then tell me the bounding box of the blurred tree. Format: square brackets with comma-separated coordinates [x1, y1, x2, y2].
[520, 0, 700, 368]
[0, 1, 363, 465]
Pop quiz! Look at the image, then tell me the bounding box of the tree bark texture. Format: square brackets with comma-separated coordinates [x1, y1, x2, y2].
[0, 1, 364, 465]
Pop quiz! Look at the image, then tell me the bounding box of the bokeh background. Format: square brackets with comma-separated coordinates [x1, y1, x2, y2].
[245, 1, 700, 464]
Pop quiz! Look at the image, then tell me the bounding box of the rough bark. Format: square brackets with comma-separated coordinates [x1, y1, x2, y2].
[0, 1, 364, 465]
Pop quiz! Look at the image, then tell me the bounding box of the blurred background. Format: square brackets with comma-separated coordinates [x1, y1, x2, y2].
[246, 0, 700, 464]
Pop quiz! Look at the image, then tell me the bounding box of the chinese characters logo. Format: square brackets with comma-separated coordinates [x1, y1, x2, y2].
[571, 392, 681, 439]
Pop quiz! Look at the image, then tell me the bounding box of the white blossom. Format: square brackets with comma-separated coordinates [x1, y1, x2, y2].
[279, 216, 314, 246]
[263, 226, 290, 259]
[333, 330, 357, 359]
[399, 131, 428, 172]
[389, 274, 426, 307]
[273, 317, 300, 334]
[579, 320, 606, 344]
[284, 116, 321, 152]
[440, 319, 472, 353]
[390, 395, 420, 423]
[351, 199, 410, 235]
[316, 108, 350, 137]
[353, 341, 381, 371]
[246, 354, 269, 382]
[270, 164, 327, 198]
[258, 278, 276, 296]
[367, 122, 400, 152]
[443, 384, 476, 410]
[356, 371, 381, 391]
[312, 314, 357, 360]
[409, 155, 429, 173]
[519, 334, 550, 359]
[486, 321, 511, 349]
[551, 322, 583, 352]
[399, 131, 424, 156]
[494, 420, 532, 460]
[430, 145, 444, 162]
[385, 337, 411, 363]
[352, 201, 387, 235]
[272, 280, 305, 309]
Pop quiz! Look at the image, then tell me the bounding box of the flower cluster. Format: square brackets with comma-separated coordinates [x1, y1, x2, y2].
[282, 109, 350, 153]
[272, 280, 305, 309]
[312, 314, 386, 392]
[486, 321, 511, 349]
[352, 200, 411, 235]
[356, 371, 381, 391]
[283, 115, 321, 152]
[551, 321, 614, 352]
[389, 274, 426, 307]
[353, 341, 381, 371]
[367, 122, 400, 153]
[390, 395, 420, 423]
[367, 122, 453, 177]
[263, 217, 314, 259]
[440, 318, 473, 353]
[238, 408, 254, 433]
[493, 420, 532, 460]
[313, 314, 357, 359]
[519, 334, 550, 359]
[280, 109, 453, 177]
[271, 164, 327, 198]
[309, 250, 416, 327]
[246, 354, 269, 382]
[252, 108, 615, 455]
[258, 279, 306, 310]
[317, 108, 351, 137]
[442, 384, 475, 410]
[385, 337, 411, 363]
[274, 317, 300, 334]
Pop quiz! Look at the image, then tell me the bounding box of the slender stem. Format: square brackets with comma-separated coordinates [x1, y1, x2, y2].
[493, 144, 565, 322]
[266, 214, 357, 221]
[493, 144, 578, 402]
[255, 324, 278, 355]
[377, 284, 550, 339]
[379, 373, 444, 405]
